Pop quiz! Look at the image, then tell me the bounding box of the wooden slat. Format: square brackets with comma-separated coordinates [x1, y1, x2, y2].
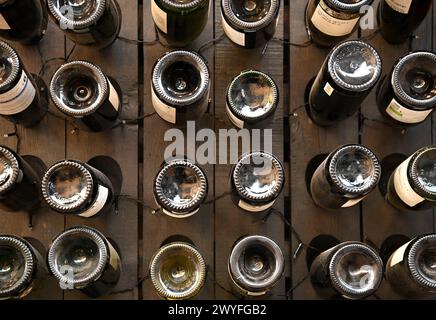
[0, 21, 66, 299]
[63, 0, 139, 300]
[141, 0, 216, 300]
[360, 0, 434, 300]
[213, 1, 289, 300]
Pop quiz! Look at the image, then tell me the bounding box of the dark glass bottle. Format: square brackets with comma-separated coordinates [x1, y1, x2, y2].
[310, 145, 381, 210]
[386, 146, 436, 211]
[379, 0, 432, 44]
[0, 41, 47, 127]
[47, 226, 121, 298]
[0, 0, 48, 44]
[310, 241, 383, 299]
[154, 159, 208, 218]
[49, 60, 122, 132]
[231, 151, 284, 213]
[0, 146, 43, 212]
[47, 0, 121, 49]
[41, 160, 115, 218]
[149, 240, 206, 300]
[226, 70, 279, 129]
[386, 234, 436, 298]
[0, 235, 47, 300]
[377, 52, 436, 126]
[228, 235, 284, 297]
[308, 40, 382, 126]
[151, 50, 210, 126]
[221, 0, 280, 49]
[151, 0, 210, 47]
[306, 0, 373, 47]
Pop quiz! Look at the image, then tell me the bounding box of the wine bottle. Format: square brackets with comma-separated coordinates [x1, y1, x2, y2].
[0, 146, 43, 212]
[0, 235, 47, 299]
[221, 0, 280, 49]
[154, 158, 208, 218]
[377, 51, 436, 126]
[308, 40, 382, 126]
[41, 160, 115, 217]
[151, 0, 210, 47]
[149, 240, 206, 300]
[310, 241, 383, 299]
[0, 41, 47, 127]
[0, 0, 48, 44]
[228, 235, 284, 297]
[386, 146, 436, 211]
[151, 50, 210, 125]
[310, 145, 381, 210]
[379, 0, 433, 44]
[306, 0, 373, 47]
[47, 0, 122, 48]
[49, 60, 122, 132]
[385, 234, 436, 298]
[47, 226, 121, 298]
[226, 70, 279, 129]
[231, 151, 284, 213]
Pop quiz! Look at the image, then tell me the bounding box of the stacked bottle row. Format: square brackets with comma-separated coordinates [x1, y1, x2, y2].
[0, 1, 432, 48]
[1, 229, 435, 300]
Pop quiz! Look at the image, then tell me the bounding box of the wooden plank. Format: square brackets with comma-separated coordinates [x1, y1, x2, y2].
[141, 0, 216, 300]
[360, 0, 434, 299]
[0, 22, 66, 299]
[213, 1, 289, 300]
[63, 0, 139, 300]
[289, 0, 361, 300]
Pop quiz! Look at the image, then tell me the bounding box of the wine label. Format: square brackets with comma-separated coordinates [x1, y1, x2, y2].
[311, 0, 360, 36]
[238, 199, 275, 213]
[226, 102, 244, 129]
[341, 195, 366, 208]
[107, 239, 121, 271]
[393, 155, 426, 207]
[0, 71, 36, 115]
[0, 14, 11, 30]
[323, 82, 334, 96]
[389, 240, 412, 267]
[151, 0, 168, 34]
[151, 85, 176, 124]
[221, 14, 245, 46]
[385, 0, 412, 14]
[108, 79, 120, 111]
[386, 98, 432, 124]
[79, 185, 109, 218]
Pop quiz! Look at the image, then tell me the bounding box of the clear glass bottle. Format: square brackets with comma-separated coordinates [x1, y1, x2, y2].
[0, 146, 43, 212]
[49, 60, 122, 132]
[310, 144, 381, 210]
[386, 234, 436, 298]
[0, 0, 48, 44]
[226, 70, 279, 129]
[41, 160, 115, 218]
[310, 241, 383, 299]
[379, 0, 433, 45]
[151, 0, 210, 47]
[149, 240, 206, 300]
[308, 40, 382, 126]
[47, 0, 121, 49]
[306, 0, 373, 47]
[386, 146, 436, 211]
[231, 151, 284, 213]
[377, 52, 436, 126]
[151, 50, 210, 126]
[221, 0, 280, 49]
[0, 235, 47, 300]
[154, 159, 208, 218]
[47, 226, 121, 298]
[0, 41, 47, 127]
[228, 235, 284, 297]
